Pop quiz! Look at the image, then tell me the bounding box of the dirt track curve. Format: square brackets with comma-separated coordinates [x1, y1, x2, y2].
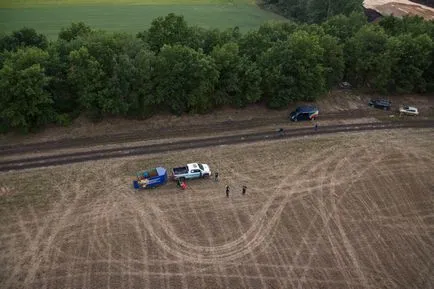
[1, 120, 433, 172]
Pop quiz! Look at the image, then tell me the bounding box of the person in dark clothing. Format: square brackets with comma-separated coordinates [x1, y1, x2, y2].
[278, 128, 284, 137]
[177, 179, 181, 187]
[215, 172, 219, 182]
[242, 185, 247, 195]
[314, 123, 318, 131]
[226, 185, 230, 198]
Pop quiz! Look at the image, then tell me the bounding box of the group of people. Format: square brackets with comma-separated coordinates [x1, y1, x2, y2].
[176, 171, 247, 197]
[177, 172, 247, 198]
[225, 184, 247, 198]
[215, 172, 247, 198]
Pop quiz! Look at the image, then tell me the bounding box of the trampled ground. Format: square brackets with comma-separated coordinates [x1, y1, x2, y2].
[0, 129, 433, 288]
[0, 0, 286, 39]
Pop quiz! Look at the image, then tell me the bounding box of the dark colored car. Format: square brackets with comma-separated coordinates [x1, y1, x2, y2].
[289, 106, 319, 122]
[368, 99, 392, 110]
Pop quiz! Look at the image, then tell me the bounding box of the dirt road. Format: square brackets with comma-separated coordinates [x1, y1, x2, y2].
[1, 120, 433, 171]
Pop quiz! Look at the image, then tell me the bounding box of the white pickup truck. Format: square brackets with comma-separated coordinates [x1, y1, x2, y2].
[171, 163, 211, 181]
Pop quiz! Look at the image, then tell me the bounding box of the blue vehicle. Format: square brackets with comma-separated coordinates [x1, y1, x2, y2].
[133, 167, 168, 189]
[289, 106, 319, 122]
[368, 99, 391, 111]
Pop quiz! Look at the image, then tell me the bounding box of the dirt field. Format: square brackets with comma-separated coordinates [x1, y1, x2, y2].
[0, 129, 433, 289]
[365, 0, 434, 19]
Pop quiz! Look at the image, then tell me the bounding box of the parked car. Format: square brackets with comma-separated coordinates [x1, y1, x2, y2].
[172, 163, 211, 181]
[133, 167, 168, 189]
[289, 106, 319, 122]
[399, 105, 419, 116]
[368, 99, 392, 110]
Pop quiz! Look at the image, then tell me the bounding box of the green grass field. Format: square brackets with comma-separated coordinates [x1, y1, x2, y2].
[0, 0, 286, 39]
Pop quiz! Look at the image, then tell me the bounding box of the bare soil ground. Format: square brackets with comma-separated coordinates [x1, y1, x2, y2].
[0, 129, 433, 289]
[365, 0, 434, 19]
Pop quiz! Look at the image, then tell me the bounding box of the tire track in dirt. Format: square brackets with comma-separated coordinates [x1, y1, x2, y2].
[66, 144, 384, 284]
[1, 179, 87, 289]
[299, 138, 434, 288]
[330, 157, 370, 289]
[292, 142, 388, 288]
[42, 269, 385, 288]
[22, 181, 87, 289]
[362, 145, 434, 288]
[295, 146, 360, 288]
[117, 148, 337, 266]
[0, 110, 382, 156]
[1, 120, 432, 172]
[2, 128, 432, 288]
[1, 183, 69, 288]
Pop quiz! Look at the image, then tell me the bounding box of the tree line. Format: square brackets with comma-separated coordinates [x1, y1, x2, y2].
[0, 13, 433, 132]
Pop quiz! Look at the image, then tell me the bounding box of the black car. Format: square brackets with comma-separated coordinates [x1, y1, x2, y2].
[368, 99, 392, 110]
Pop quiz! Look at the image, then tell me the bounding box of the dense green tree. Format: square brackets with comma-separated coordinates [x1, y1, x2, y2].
[322, 12, 367, 42]
[379, 15, 434, 37]
[379, 16, 434, 91]
[58, 22, 92, 41]
[201, 27, 241, 55]
[67, 47, 106, 118]
[0, 28, 48, 52]
[239, 21, 298, 61]
[320, 35, 345, 87]
[211, 43, 240, 105]
[0, 48, 53, 132]
[130, 48, 156, 117]
[260, 31, 325, 108]
[211, 42, 262, 107]
[345, 25, 392, 91]
[152, 45, 219, 114]
[107, 53, 136, 115]
[388, 34, 433, 93]
[45, 39, 85, 119]
[2, 14, 434, 133]
[292, 23, 344, 87]
[65, 32, 146, 117]
[424, 48, 434, 92]
[146, 13, 193, 53]
[236, 58, 262, 107]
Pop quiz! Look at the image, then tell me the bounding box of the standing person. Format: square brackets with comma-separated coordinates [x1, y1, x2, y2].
[314, 123, 318, 131]
[278, 128, 284, 137]
[226, 185, 230, 198]
[215, 171, 219, 182]
[242, 185, 247, 195]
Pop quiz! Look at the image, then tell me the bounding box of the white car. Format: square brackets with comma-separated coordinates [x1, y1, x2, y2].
[172, 163, 211, 181]
[399, 106, 419, 116]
